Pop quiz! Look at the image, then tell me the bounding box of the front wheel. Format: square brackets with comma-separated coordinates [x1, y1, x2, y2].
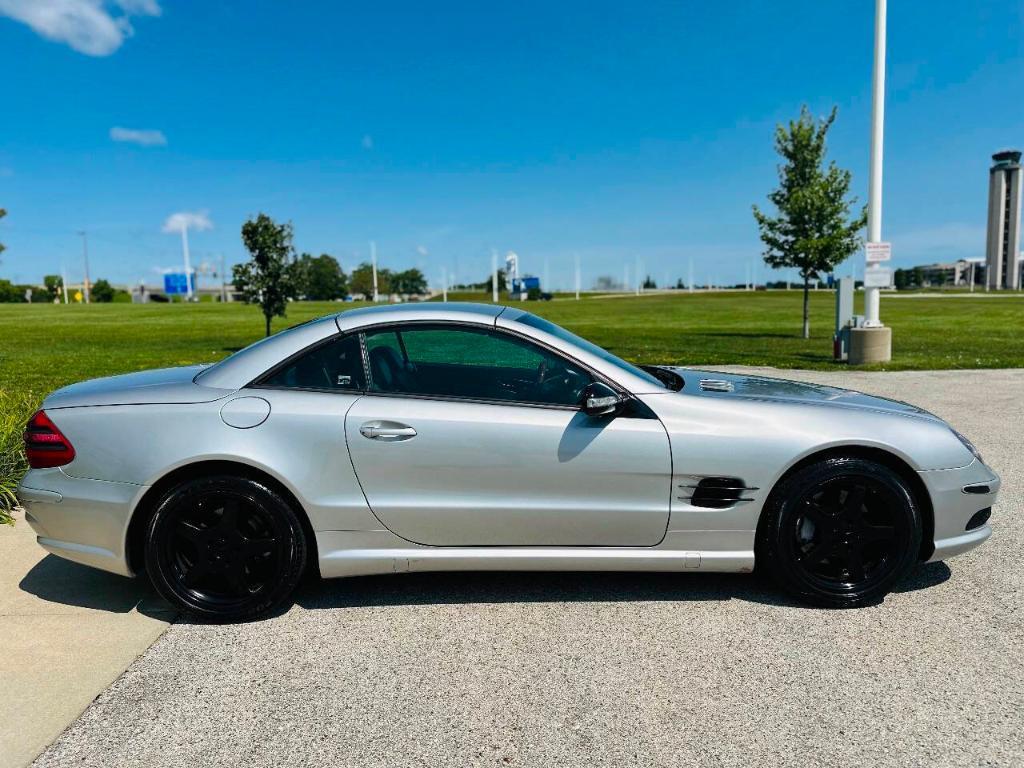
[145, 475, 307, 622]
[758, 457, 922, 608]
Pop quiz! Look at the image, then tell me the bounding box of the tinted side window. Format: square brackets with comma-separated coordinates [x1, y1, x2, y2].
[261, 334, 365, 391]
[364, 325, 591, 406]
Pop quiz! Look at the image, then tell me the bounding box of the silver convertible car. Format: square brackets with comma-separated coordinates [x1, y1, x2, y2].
[19, 303, 998, 620]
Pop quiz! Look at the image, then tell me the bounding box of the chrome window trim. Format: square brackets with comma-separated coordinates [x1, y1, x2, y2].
[246, 318, 654, 416]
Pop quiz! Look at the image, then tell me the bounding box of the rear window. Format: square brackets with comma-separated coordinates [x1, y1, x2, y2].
[259, 334, 365, 391]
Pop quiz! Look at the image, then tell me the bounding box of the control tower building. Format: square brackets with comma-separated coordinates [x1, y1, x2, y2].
[985, 150, 1022, 290]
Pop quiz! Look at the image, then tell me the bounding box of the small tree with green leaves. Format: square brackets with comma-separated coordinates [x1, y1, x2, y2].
[753, 106, 866, 339]
[234, 213, 298, 336]
[292, 253, 347, 300]
[43, 275, 63, 302]
[349, 262, 390, 298]
[90, 279, 115, 302]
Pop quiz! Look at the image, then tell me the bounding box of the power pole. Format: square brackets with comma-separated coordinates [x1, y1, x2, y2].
[61, 265, 69, 304]
[76, 230, 91, 303]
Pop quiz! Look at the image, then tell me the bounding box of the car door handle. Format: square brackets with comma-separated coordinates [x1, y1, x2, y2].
[359, 421, 417, 441]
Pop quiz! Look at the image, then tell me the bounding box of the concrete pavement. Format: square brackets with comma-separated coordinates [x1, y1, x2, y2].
[23, 369, 1024, 766]
[0, 508, 174, 768]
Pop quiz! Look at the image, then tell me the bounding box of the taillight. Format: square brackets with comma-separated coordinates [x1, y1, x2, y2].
[24, 410, 76, 469]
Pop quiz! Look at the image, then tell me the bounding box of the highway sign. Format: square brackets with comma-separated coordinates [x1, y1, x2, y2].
[164, 272, 195, 295]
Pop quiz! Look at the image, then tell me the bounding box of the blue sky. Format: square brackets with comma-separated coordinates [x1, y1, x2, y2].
[1, 0, 1022, 290]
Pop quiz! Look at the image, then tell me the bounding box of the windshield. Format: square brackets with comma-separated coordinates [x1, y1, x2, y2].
[513, 312, 669, 389]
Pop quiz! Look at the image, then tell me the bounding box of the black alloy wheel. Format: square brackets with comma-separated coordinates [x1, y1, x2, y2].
[758, 457, 922, 607]
[145, 475, 307, 621]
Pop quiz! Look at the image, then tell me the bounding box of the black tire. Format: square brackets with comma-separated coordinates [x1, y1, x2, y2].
[757, 457, 922, 608]
[145, 475, 307, 622]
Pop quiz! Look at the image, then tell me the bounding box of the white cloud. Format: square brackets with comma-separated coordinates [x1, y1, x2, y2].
[0, 0, 161, 56]
[416, 245, 429, 256]
[361, 134, 374, 150]
[162, 210, 213, 234]
[110, 126, 166, 146]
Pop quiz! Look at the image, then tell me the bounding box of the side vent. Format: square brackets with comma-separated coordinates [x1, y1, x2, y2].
[699, 379, 734, 393]
[678, 477, 758, 509]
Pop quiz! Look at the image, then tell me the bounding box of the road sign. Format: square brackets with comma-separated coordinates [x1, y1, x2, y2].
[164, 272, 195, 296]
[865, 241, 891, 263]
[863, 266, 893, 288]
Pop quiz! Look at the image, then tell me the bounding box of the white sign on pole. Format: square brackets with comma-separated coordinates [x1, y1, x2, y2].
[865, 241, 892, 263]
[863, 266, 893, 288]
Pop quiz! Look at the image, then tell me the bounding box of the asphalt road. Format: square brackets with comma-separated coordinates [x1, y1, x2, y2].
[34, 369, 1023, 767]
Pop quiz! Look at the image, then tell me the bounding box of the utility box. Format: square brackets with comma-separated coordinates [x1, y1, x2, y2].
[833, 277, 855, 361]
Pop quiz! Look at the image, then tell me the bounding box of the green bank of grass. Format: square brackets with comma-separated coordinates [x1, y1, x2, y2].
[3, 291, 1024, 401]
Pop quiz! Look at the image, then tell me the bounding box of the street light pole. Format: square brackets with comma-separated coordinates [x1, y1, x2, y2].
[849, 0, 894, 363]
[180, 225, 193, 301]
[864, 0, 886, 328]
[370, 241, 379, 302]
[77, 230, 91, 303]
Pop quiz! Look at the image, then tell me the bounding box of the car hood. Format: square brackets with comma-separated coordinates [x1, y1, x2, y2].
[668, 368, 941, 421]
[43, 365, 234, 409]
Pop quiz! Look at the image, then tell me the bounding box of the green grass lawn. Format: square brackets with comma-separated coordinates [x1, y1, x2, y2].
[2, 290, 1023, 403]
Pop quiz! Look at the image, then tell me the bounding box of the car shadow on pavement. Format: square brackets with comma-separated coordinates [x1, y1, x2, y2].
[18, 554, 177, 620]
[292, 561, 952, 613]
[19, 553, 951, 619]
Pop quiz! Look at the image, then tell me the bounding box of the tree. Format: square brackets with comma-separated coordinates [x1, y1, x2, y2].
[392, 268, 427, 296]
[90, 279, 115, 302]
[234, 213, 298, 336]
[643, 275, 657, 289]
[43, 275, 63, 302]
[293, 253, 347, 300]
[349, 261, 390, 298]
[484, 268, 507, 295]
[752, 106, 867, 339]
[894, 268, 909, 291]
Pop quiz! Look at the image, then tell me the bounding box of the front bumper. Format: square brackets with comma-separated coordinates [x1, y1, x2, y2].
[16, 468, 144, 577]
[919, 459, 1000, 563]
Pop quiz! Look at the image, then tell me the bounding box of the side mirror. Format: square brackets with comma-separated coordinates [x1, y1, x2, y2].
[581, 381, 625, 418]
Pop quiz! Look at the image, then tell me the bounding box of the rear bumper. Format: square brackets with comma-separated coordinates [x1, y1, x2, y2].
[919, 459, 1000, 563]
[16, 468, 143, 577]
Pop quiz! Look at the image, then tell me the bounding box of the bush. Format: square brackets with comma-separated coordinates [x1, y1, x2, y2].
[0, 390, 38, 525]
[526, 287, 542, 301]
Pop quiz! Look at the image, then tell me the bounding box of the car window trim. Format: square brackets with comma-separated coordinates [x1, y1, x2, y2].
[357, 319, 621, 410]
[246, 331, 368, 393]
[244, 318, 653, 417]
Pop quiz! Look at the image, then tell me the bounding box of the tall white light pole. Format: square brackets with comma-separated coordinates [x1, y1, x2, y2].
[370, 241, 379, 302]
[491, 249, 499, 302]
[77, 230, 91, 303]
[574, 253, 581, 300]
[864, 0, 886, 328]
[179, 225, 194, 300]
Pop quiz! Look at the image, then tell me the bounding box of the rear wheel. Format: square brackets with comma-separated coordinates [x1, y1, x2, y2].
[758, 457, 922, 608]
[145, 475, 307, 622]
